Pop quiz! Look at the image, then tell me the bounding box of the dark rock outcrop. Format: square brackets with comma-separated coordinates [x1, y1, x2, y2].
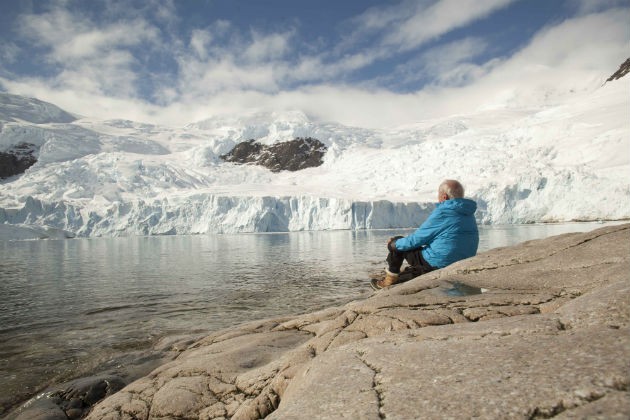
[220, 137, 327, 172]
[9, 375, 126, 420]
[4, 335, 197, 420]
[606, 57, 630, 82]
[0, 143, 37, 179]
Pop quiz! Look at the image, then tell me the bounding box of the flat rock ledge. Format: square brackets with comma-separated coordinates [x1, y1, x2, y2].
[69, 225, 630, 418]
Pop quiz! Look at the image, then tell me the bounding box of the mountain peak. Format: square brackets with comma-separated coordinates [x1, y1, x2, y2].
[0, 93, 77, 124]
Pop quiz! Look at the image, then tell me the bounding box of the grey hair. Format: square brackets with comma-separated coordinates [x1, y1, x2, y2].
[439, 179, 465, 199]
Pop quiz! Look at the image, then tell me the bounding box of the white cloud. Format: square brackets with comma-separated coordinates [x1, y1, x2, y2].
[285, 49, 389, 85]
[176, 28, 293, 96]
[151, 0, 177, 24]
[178, 57, 279, 96]
[6, 0, 520, 105]
[425, 38, 494, 86]
[190, 29, 212, 59]
[243, 30, 294, 63]
[382, 0, 517, 52]
[411, 8, 630, 114]
[19, 8, 155, 59]
[188, 20, 232, 60]
[312, 0, 517, 88]
[14, 6, 161, 98]
[0, 42, 20, 64]
[342, 0, 515, 55]
[507, 8, 630, 70]
[1, 2, 628, 130]
[58, 50, 139, 94]
[175, 22, 296, 97]
[171, 7, 630, 128]
[382, 37, 491, 88]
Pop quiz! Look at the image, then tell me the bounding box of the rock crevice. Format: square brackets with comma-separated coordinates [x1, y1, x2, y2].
[356, 353, 386, 420]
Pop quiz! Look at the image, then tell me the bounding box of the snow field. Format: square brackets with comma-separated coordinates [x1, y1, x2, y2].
[0, 77, 628, 238]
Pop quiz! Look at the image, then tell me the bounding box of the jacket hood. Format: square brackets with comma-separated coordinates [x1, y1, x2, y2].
[438, 198, 477, 215]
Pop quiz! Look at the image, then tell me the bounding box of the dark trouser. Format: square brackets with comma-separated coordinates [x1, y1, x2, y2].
[387, 236, 435, 279]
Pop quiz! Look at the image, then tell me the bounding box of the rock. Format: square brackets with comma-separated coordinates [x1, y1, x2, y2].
[13, 400, 67, 420]
[4, 343, 182, 420]
[65, 408, 83, 420]
[8, 375, 123, 420]
[607, 57, 630, 82]
[78, 224, 630, 419]
[220, 137, 327, 172]
[0, 143, 37, 179]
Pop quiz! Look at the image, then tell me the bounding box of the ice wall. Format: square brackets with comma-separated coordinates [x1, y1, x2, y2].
[0, 195, 434, 238]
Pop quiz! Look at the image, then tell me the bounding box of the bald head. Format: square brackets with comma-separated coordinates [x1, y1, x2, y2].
[438, 179, 464, 202]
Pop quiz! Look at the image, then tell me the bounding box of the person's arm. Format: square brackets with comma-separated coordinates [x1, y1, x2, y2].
[394, 209, 443, 251]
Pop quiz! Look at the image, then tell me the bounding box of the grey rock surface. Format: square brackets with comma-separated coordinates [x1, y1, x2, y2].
[85, 224, 630, 419]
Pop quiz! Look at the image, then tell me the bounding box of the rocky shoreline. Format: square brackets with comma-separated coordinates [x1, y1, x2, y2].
[9, 224, 630, 419]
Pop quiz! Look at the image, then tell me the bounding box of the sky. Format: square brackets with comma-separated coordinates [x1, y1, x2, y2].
[0, 0, 628, 128]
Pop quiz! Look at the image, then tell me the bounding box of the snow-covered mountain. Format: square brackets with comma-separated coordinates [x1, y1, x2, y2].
[0, 73, 629, 239]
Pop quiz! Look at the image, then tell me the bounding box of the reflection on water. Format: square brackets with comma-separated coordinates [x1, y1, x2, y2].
[0, 222, 620, 412]
[442, 281, 483, 297]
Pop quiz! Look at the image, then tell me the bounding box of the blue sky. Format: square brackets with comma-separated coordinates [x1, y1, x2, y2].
[0, 0, 628, 127]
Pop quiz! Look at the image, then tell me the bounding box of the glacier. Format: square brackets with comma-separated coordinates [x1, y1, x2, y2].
[0, 76, 629, 239]
[0, 195, 432, 236]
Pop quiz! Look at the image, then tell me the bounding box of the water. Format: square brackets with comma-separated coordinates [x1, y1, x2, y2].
[0, 222, 619, 413]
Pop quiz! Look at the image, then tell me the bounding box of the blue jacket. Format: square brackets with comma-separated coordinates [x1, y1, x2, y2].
[395, 198, 479, 268]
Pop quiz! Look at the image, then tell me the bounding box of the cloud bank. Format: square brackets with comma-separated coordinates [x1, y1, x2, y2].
[0, 0, 628, 128]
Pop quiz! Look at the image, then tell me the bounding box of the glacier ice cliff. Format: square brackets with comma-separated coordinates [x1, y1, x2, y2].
[0, 195, 433, 237]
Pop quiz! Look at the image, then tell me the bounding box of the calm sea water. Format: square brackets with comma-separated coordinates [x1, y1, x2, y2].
[0, 222, 618, 413]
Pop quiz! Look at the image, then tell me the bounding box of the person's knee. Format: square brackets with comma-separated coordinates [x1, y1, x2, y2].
[388, 235, 404, 253]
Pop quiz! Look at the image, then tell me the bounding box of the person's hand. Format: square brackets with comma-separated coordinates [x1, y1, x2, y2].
[387, 237, 397, 252]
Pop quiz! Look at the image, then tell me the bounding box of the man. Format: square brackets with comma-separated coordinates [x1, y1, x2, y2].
[371, 179, 479, 290]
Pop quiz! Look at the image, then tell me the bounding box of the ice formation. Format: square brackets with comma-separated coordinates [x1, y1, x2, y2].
[0, 76, 628, 239]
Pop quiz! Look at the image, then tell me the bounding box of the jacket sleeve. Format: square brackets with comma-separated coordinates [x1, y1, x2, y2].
[394, 208, 442, 252]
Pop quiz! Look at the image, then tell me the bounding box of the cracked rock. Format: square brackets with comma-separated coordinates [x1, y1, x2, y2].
[68, 224, 630, 419]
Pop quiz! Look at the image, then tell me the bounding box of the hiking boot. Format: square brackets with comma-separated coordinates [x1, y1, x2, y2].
[370, 269, 399, 290]
[399, 266, 420, 282]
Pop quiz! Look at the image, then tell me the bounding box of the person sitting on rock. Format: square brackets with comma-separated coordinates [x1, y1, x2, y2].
[371, 179, 479, 290]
